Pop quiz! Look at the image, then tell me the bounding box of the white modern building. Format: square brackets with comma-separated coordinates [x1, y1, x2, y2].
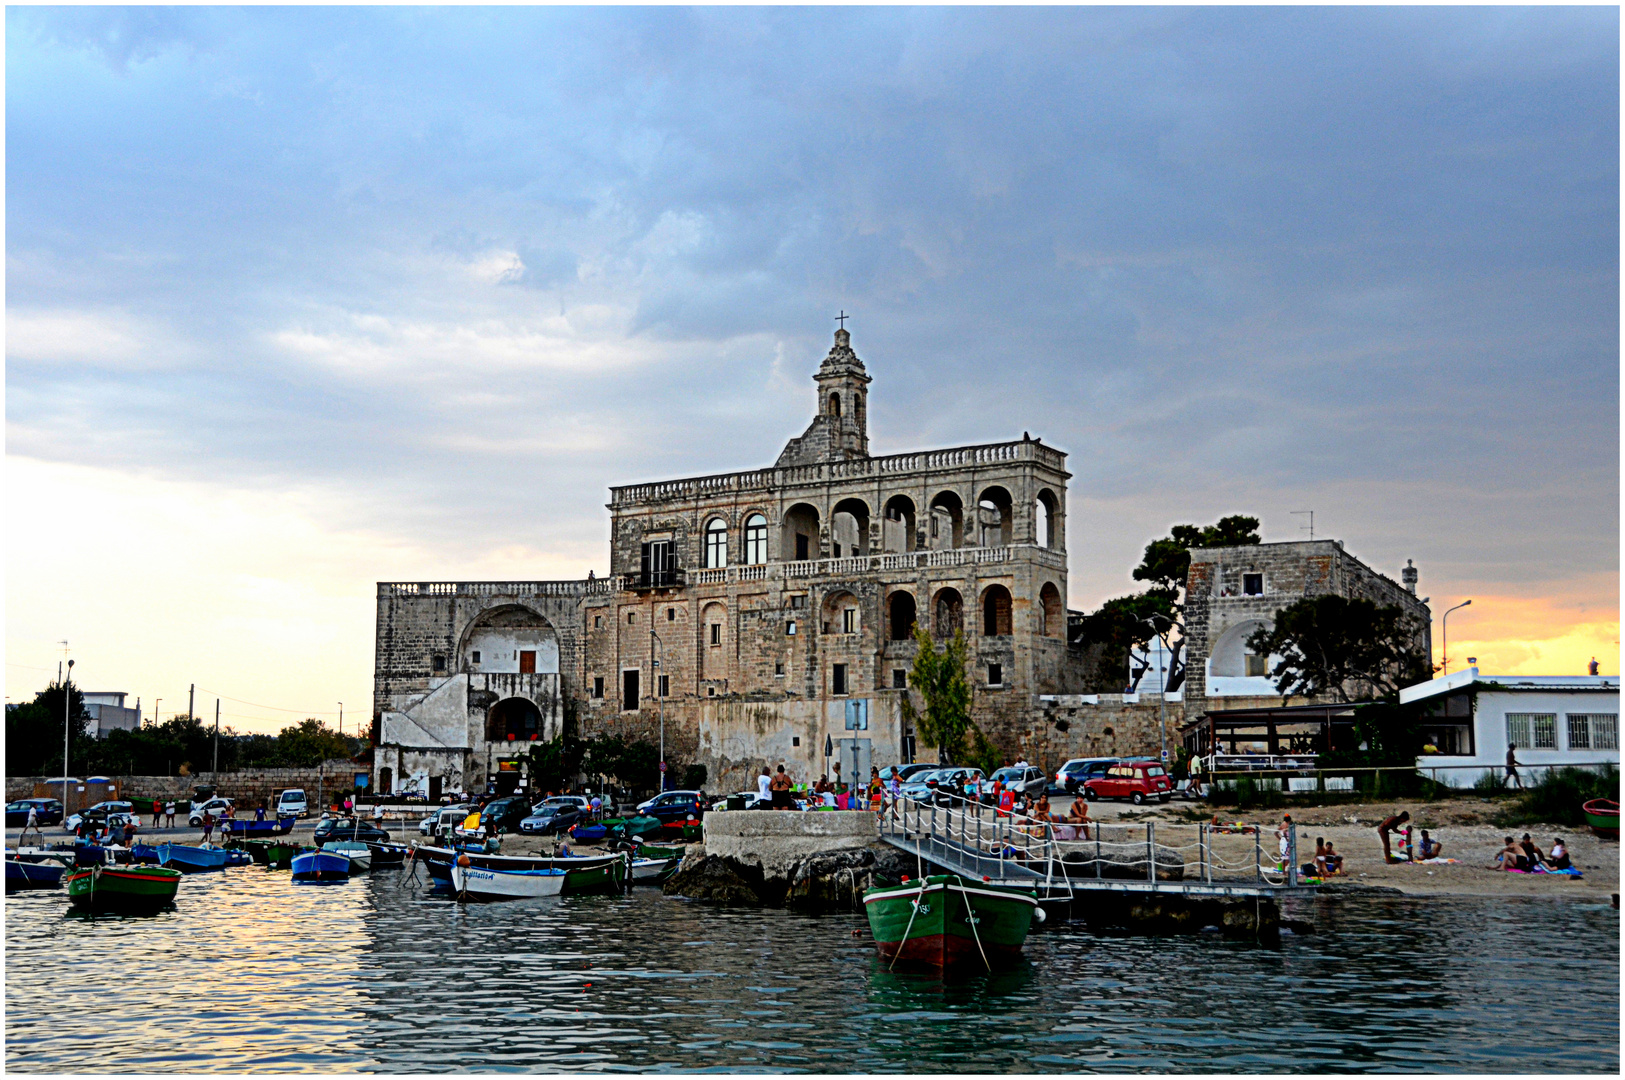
[1400, 667, 1619, 787]
[82, 692, 141, 737]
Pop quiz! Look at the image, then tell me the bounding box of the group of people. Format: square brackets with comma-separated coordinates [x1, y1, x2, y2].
[1491, 833, 1571, 872]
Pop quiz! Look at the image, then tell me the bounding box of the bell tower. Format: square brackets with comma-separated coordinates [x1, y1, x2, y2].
[775, 321, 874, 467]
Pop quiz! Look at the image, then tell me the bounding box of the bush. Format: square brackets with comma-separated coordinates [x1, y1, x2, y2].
[681, 763, 708, 791]
[1473, 769, 1506, 793]
[1494, 766, 1619, 827]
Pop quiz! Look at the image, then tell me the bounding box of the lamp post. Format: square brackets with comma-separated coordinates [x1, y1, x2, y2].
[63, 657, 75, 810]
[152, 698, 160, 730]
[649, 629, 665, 792]
[1441, 600, 1472, 674]
[1140, 618, 1172, 767]
[338, 702, 343, 737]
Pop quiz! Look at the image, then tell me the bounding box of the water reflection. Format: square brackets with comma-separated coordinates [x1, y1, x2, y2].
[5, 867, 1618, 1073]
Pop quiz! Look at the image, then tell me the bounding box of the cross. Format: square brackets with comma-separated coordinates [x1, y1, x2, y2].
[835, 311, 849, 329]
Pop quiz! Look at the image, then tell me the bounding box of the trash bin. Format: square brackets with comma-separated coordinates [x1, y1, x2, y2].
[725, 795, 746, 811]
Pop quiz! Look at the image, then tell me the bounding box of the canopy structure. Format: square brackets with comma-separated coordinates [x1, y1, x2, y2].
[1180, 703, 1364, 761]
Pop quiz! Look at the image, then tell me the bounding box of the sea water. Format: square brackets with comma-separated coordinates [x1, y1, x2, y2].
[5, 868, 1618, 1072]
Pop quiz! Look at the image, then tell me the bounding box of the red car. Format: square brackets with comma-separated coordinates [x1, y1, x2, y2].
[1083, 762, 1173, 804]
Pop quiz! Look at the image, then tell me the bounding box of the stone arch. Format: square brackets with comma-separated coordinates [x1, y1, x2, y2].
[829, 392, 842, 418]
[830, 497, 870, 558]
[1039, 582, 1064, 637]
[486, 696, 544, 743]
[888, 590, 918, 641]
[1035, 488, 1061, 549]
[459, 604, 559, 674]
[882, 494, 917, 553]
[703, 516, 729, 568]
[932, 587, 964, 639]
[981, 584, 1013, 636]
[928, 490, 965, 550]
[782, 503, 820, 563]
[977, 485, 1014, 547]
[823, 588, 860, 635]
[701, 600, 727, 679]
[1211, 619, 1272, 678]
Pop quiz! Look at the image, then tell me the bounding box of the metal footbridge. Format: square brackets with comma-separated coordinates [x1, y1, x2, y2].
[878, 792, 1316, 903]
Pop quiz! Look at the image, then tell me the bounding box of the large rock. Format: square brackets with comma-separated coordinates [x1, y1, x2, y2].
[786, 848, 875, 911]
[661, 854, 771, 906]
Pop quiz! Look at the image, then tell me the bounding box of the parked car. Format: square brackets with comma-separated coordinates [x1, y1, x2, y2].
[519, 802, 580, 835]
[187, 798, 236, 827]
[544, 795, 592, 815]
[978, 766, 1048, 801]
[419, 803, 473, 837]
[463, 795, 532, 837]
[64, 801, 135, 833]
[901, 768, 984, 804]
[878, 763, 936, 784]
[1056, 757, 1119, 794]
[1081, 762, 1174, 804]
[274, 788, 309, 818]
[636, 790, 705, 825]
[709, 791, 772, 811]
[6, 798, 64, 827]
[314, 816, 391, 844]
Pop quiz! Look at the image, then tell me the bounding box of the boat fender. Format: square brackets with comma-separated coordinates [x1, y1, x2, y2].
[1033, 906, 1047, 924]
[456, 853, 471, 867]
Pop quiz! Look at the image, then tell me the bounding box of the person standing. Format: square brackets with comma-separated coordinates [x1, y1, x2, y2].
[1505, 744, 1524, 790]
[152, 800, 162, 828]
[164, 801, 176, 828]
[769, 765, 793, 810]
[756, 767, 773, 807]
[21, 803, 41, 845]
[200, 811, 215, 845]
[1376, 811, 1410, 863]
[589, 793, 602, 820]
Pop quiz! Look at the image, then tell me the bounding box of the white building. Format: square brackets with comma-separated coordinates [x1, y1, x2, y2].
[82, 692, 141, 737]
[1399, 667, 1618, 787]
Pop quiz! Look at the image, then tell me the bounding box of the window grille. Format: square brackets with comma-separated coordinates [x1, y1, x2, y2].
[1506, 713, 1556, 749]
[1568, 713, 1618, 751]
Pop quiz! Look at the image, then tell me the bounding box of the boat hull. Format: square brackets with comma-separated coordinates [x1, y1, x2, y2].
[451, 863, 567, 901]
[414, 847, 626, 894]
[1583, 799, 1619, 838]
[630, 856, 679, 885]
[265, 843, 300, 870]
[65, 865, 182, 912]
[157, 844, 230, 872]
[291, 850, 352, 881]
[321, 842, 372, 872]
[863, 875, 1036, 972]
[7, 858, 66, 891]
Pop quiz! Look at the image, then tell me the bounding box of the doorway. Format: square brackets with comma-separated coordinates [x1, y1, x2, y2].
[519, 650, 536, 674]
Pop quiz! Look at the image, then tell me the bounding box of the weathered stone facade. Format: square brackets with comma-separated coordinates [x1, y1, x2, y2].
[373, 328, 1082, 795]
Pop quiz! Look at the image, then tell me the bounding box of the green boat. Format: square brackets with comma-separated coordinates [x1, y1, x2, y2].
[1583, 798, 1618, 838]
[862, 874, 1039, 972]
[563, 857, 626, 895]
[265, 842, 302, 870]
[637, 842, 685, 860]
[66, 864, 182, 914]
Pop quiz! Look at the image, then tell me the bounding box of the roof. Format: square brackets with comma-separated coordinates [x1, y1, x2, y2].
[1398, 666, 1620, 705]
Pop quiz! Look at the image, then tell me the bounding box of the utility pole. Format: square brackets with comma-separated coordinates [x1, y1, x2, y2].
[62, 654, 75, 810]
[213, 699, 221, 783]
[338, 702, 343, 736]
[188, 683, 195, 724]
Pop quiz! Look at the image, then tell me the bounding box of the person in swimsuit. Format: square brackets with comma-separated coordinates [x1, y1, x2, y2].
[1548, 838, 1571, 870]
[1377, 811, 1410, 863]
[1491, 837, 1527, 871]
[1417, 830, 1443, 860]
[1322, 840, 1344, 874]
[1519, 834, 1545, 867]
[769, 765, 793, 809]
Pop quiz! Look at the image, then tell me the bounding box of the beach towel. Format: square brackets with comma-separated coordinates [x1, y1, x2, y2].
[1532, 864, 1583, 876]
[1415, 857, 1459, 865]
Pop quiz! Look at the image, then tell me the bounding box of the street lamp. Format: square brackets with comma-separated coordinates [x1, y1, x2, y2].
[1138, 617, 1173, 767]
[649, 629, 665, 792]
[1441, 599, 1472, 675]
[338, 702, 343, 736]
[63, 657, 75, 807]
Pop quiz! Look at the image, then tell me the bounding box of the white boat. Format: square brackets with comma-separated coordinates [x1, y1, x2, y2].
[630, 856, 678, 885]
[320, 841, 372, 872]
[450, 862, 567, 901]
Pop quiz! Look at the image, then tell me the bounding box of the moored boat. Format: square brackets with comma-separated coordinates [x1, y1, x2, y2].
[629, 855, 680, 885]
[450, 861, 567, 901]
[321, 841, 372, 872]
[365, 842, 408, 868]
[291, 849, 351, 882]
[157, 843, 231, 872]
[1583, 798, 1619, 838]
[7, 855, 66, 891]
[862, 874, 1039, 972]
[65, 864, 182, 913]
[412, 846, 626, 894]
[265, 842, 300, 870]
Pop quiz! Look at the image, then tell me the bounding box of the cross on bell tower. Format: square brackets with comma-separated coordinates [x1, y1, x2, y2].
[774, 317, 873, 466]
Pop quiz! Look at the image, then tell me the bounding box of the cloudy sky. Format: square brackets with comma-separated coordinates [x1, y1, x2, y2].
[7, 6, 1618, 731]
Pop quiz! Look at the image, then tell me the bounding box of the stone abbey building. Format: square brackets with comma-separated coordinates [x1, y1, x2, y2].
[372, 327, 1430, 797]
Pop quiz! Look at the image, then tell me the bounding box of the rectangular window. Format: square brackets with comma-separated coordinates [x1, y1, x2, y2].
[432, 655, 446, 673]
[775, 661, 785, 677]
[893, 669, 907, 689]
[640, 540, 677, 586]
[628, 612, 636, 624]
[471, 650, 482, 664]
[593, 615, 602, 629]
[786, 620, 797, 636]
[1568, 713, 1618, 751]
[518, 650, 536, 674]
[988, 663, 1003, 686]
[592, 677, 604, 699]
[843, 609, 857, 634]
[667, 607, 675, 621]
[1506, 713, 1556, 749]
[795, 533, 810, 561]
[710, 623, 721, 646]
[832, 664, 848, 695]
[1244, 654, 1267, 677]
[622, 670, 640, 711]
[1243, 573, 1263, 596]
[658, 674, 669, 698]
[792, 736, 801, 747]
[790, 595, 807, 609]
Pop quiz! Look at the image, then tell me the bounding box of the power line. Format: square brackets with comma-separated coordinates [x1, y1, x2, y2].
[192, 688, 343, 716]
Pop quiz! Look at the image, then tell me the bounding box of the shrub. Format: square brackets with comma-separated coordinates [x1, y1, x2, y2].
[1494, 766, 1619, 827]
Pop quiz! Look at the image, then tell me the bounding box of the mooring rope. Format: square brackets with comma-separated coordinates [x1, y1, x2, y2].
[949, 881, 992, 972]
[889, 883, 925, 972]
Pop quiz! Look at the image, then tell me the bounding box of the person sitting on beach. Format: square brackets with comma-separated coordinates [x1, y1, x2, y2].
[1417, 830, 1443, 860]
[1066, 798, 1093, 837]
[1321, 840, 1344, 874]
[1519, 834, 1545, 867]
[1491, 837, 1527, 871]
[1313, 837, 1330, 875]
[1033, 794, 1054, 822]
[1548, 838, 1571, 870]
[1377, 812, 1410, 863]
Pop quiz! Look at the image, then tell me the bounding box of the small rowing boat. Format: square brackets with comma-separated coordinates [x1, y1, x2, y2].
[157, 844, 230, 872]
[862, 874, 1040, 973]
[450, 861, 567, 901]
[1583, 798, 1619, 839]
[366, 842, 408, 868]
[321, 841, 372, 872]
[65, 864, 182, 913]
[629, 855, 680, 886]
[291, 849, 351, 882]
[411, 846, 627, 895]
[6, 854, 65, 891]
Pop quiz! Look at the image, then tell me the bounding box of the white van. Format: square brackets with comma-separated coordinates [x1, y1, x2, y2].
[275, 789, 309, 819]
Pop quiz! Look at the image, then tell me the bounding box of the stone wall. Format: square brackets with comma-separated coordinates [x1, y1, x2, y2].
[1029, 695, 1174, 767]
[701, 808, 879, 877]
[7, 759, 362, 811]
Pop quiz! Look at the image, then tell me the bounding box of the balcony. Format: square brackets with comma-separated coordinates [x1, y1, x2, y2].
[617, 544, 1064, 592]
[618, 568, 687, 592]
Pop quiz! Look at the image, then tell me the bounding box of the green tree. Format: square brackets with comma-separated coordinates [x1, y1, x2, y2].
[270, 718, 354, 767]
[901, 625, 975, 764]
[4, 681, 93, 775]
[1246, 595, 1432, 703]
[528, 734, 588, 794]
[1131, 515, 1262, 591]
[582, 735, 661, 793]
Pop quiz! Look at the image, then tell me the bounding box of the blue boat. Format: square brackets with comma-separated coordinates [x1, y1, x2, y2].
[6, 857, 65, 891]
[157, 843, 230, 872]
[291, 849, 351, 882]
[222, 848, 253, 867]
[128, 844, 161, 864]
[223, 815, 298, 839]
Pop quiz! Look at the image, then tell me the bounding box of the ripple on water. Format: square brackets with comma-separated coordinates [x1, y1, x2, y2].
[5, 870, 1619, 1072]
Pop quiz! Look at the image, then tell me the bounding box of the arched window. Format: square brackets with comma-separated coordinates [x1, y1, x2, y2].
[982, 585, 1012, 636]
[830, 393, 842, 417]
[743, 514, 768, 564]
[1040, 582, 1063, 637]
[888, 591, 918, 641]
[933, 588, 964, 639]
[704, 518, 728, 568]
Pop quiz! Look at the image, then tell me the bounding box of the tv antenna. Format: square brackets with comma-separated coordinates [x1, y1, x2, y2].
[1291, 510, 1314, 540]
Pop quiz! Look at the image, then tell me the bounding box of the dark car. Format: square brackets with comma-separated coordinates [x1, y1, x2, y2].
[6, 798, 64, 827]
[518, 802, 580, 835]
[635, 790, 705, 825]
[313, 817, 391, 844]
[1056, 757, 1120, 794]
[471, 796, 533, 836]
